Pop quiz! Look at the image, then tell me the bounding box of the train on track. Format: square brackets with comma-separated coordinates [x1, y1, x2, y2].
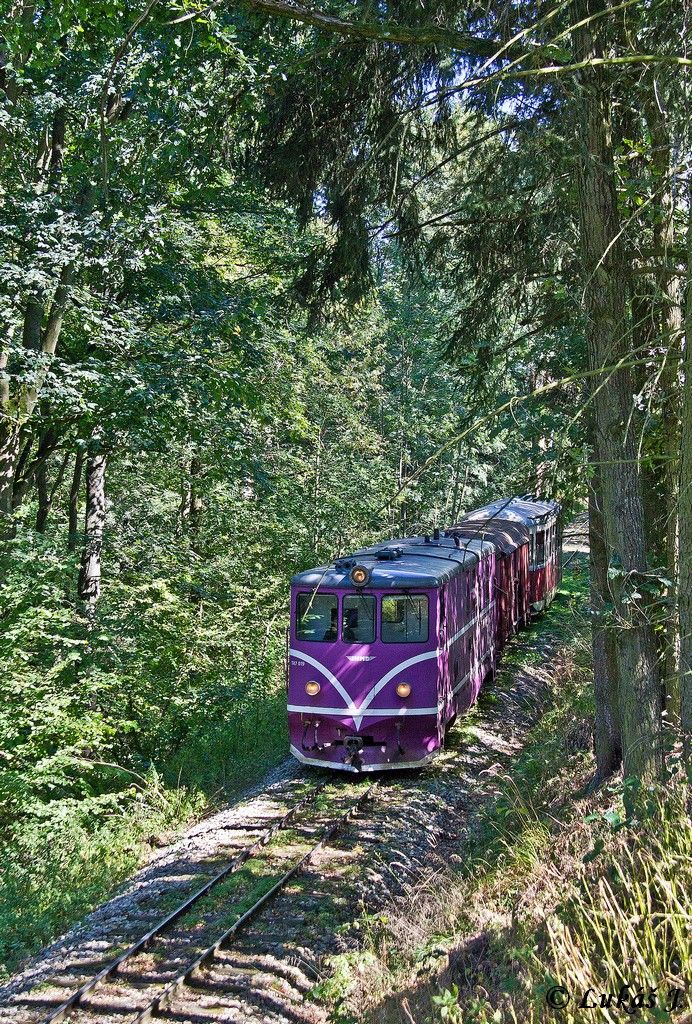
[287, 496, 562, 772]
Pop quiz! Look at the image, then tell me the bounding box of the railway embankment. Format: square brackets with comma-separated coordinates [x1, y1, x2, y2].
[0, 530, 601, 1024]
[319, 529, 690, 1024]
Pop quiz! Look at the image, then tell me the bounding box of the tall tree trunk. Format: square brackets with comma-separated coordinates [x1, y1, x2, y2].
[35, 459, 49, 532]
[679, 185, 692, 764]
[67, 449, 84, 551]
[12, 425, 59, 511]
[573, 0, 662, 788]
[78, 452, 107, 618]
[35, 450, 69, 532]
[588, 456, 622, 779]
[0, 267, 71, 520]
[188, 453, 203, 553]
[644, 98, 683, 717]
[0, 427, 21, 518]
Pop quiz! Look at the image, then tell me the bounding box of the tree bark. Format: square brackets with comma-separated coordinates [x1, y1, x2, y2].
[35, 450, 69, 532]
[588, 457, 622, 779]
[78, 452, 107, 617]
[644, 97, 683, 717]
[68, 449, 84, 551]
[0, 266, 71, 520]
[573, 0, 662, 787]
[679, 184, 692, 764]
[48, 104, 66, 184]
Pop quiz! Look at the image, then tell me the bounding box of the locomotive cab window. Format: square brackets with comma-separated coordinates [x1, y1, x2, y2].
[296, 593, 338, 642]
[343, 595, 375, 643]
[381, 595, 428, 643]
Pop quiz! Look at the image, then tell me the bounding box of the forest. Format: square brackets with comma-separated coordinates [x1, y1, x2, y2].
[0, 0, 690, 1020]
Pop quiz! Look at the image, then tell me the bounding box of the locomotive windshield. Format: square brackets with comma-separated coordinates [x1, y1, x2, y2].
[342, 595, 375, 643]
[381, 595, 428, 643]
[296, 593, 338, 642]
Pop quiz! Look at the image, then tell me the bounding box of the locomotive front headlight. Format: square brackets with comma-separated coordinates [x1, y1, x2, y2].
[350, 565, 370, 587]
[305, 680, 321, 696]
[396, 682, 412, 699]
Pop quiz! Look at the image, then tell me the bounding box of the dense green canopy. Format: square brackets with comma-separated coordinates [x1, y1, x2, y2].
[0, 0, 689, 975]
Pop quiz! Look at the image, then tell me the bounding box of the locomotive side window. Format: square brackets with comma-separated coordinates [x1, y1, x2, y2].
[381, 595, 428, 643]
[342, 595, 375, 643]
[296, 593, 338, 642]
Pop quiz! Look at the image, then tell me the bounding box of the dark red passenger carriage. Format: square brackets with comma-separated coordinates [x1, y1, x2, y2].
[460, 495, 562, 613]
[287, 496, 561, 772]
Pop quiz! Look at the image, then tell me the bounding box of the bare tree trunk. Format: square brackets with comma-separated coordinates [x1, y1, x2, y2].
[0, 427, 21, 518]
[35, 450, 69, 532]
[78, 452, 107, 618]
[12, 425, 59, 511]
[644, 98, 683, 717]
[679, 184, 692, 763]
[48, 104, 66, 184]
[0, 266, 71, 520]
[67, 449, 84, 551]
[574, 0, 662, 788]
[35, 459, 49, 532]
[589, 457, 622, 779]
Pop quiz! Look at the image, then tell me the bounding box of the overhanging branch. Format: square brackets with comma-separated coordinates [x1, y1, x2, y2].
[170, 0, 520, 59]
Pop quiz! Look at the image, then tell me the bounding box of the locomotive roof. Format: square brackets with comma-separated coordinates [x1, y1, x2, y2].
[462, 496, 560, 528]
[291, 534, 494, 590]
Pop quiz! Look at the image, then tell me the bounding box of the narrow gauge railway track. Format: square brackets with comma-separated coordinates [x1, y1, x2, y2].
[39, 781, 377, 1024]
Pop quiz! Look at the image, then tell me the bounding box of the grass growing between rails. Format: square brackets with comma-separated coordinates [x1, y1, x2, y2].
[316, 573, 691, 1024]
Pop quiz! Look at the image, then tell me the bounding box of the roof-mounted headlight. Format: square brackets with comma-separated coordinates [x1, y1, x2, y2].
[350, 565, 371, 587]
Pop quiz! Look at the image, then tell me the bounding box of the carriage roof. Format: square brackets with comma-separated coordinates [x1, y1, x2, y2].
[291, 534, 494, 590]
[446, 519, 530, 555]
[462, 496, 560, 528]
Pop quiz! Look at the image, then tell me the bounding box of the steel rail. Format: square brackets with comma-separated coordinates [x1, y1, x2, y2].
[42, 781, 328, 1024]
[131, 781, 378, 1024]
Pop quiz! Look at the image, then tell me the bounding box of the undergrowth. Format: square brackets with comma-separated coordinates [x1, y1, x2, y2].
[0, 547, 288, 980]
[0, 772, 203, 976]
[317, 567, 691, 1024]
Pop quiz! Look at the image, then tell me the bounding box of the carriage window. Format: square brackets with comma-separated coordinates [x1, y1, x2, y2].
[296, 593, 338, 642]
[536, 530, 546, 565]
[381, 595, 428, 643]
[343, 595, 375, 643]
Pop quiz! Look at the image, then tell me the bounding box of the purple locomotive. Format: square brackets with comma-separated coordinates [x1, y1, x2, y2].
[287, 496, 561, 772]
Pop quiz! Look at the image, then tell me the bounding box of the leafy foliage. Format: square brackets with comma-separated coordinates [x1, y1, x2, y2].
[1, 0, 686, 984]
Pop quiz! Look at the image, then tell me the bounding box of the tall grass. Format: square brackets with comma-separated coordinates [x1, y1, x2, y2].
[541, 788, 691, 1024]
[317, 578, 691, 1024]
